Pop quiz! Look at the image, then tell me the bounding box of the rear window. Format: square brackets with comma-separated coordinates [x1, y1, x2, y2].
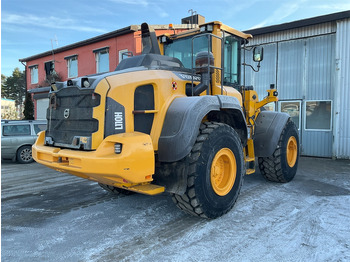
[34, 124, 47, 134]
[2, 124, 31, 136]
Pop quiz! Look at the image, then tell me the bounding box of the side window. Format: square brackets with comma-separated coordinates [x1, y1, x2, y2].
[30, 65, 38, 84]
[223, 33, 240, 87]
[2, 125, 12, 136]
[94, 48, 110, 73]
[3, 124, 31, 136]
[34, 124, 47, 134]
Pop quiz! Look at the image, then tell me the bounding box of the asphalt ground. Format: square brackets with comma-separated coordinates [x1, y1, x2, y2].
[1, 157, 350, 262]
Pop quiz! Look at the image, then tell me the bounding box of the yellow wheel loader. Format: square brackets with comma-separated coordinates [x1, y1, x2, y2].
[33, 21, 299, 218]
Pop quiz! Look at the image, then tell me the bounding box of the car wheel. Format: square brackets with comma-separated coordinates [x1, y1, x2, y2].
[16, 145, 34, 164]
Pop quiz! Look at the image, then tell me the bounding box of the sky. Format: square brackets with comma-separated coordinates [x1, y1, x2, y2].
[1, 0, 350, 76]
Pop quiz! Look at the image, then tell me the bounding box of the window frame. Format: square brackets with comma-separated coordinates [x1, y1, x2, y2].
[118, 49, 129, 63]
[222, 32, 241, 87]
[65, 55, 78, 78]
[44, 61, 55, 77]
[30, 65, 38, 84]
[304, 100, 332, 131]
[94, 47, 110, 73]
[163, 34, 211, 70]
[279, 100, 302, 130]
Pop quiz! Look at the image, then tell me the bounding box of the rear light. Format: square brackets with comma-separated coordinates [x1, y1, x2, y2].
[114, 143, 122, 154]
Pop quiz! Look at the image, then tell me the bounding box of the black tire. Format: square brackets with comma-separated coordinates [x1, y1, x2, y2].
[258, 119, 299, 182]
[172, 122, 245, 219]
[98, 183, 135, 195]
[16, 145, 34, 164]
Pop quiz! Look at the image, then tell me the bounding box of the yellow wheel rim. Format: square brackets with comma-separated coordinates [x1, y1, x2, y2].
[286, 136, 298, 167]
[210, 148, 236, 196]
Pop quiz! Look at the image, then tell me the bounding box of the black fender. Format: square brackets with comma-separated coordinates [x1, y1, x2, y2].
[253, 111, 290, 157]
[158, 95, 247, 162]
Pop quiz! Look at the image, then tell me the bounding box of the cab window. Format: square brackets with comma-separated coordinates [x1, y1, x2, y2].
[164, 35, 210, 69]
[223, 33, 241, 87]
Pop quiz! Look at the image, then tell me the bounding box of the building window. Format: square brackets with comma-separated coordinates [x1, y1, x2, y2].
[305, 100, 332, 130]
[94, 47, 109, 73]
[44, 61, 55, 77]
[119, 49, 129, 63]
[280, 101, 301, 130]
[66, 55, 78, 78]
[30, 65, 38, 84]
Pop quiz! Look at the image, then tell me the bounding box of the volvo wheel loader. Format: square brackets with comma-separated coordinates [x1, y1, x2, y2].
[33, 21, 299, 218]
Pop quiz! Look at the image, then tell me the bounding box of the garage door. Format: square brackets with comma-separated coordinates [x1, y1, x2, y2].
[36, 98, 49, 120]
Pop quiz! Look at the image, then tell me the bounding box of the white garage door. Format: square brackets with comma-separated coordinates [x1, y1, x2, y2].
[36, 98, 49, 120]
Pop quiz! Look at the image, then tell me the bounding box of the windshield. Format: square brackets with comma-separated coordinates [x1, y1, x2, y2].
[164, 35, 210, 70]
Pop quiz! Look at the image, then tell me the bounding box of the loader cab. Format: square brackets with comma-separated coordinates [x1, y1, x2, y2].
[160, 21, 252, 92]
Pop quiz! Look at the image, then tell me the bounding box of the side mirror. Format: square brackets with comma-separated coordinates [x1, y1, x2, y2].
[195, 51, 214, 74]
[253, 46, 264, 62]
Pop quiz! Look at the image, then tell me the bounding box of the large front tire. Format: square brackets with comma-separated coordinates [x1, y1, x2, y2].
[258, 119, 299, 182]
[172, 122, 245, 219]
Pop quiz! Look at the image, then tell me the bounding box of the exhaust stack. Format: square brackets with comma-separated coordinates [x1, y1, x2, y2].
[141, 23, 161, 55]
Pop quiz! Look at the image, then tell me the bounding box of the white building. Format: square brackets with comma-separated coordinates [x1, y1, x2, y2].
[243, 10, 350, 159]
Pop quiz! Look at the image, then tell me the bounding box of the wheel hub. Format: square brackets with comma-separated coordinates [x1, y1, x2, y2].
[210, 148, 236, 196]
[286, 136, 297, 167]
[21, 148, 32, 161]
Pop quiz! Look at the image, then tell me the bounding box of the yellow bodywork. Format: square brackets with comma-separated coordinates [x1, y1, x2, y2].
[32, 21, 259, 195]
[33, 130, 164, 195]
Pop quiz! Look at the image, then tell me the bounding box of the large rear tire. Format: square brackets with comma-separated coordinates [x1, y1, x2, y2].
[258, 119, 299, 182]
[172, 122, 245, 219]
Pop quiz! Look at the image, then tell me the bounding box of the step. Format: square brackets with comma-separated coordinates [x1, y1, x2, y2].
[126, 183, 165, 195]
[246, 169, 255, 175]
[245, 157, 255, 162]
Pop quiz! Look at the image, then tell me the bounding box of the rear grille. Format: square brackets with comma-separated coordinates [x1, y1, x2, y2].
[45, 86, 100, 150]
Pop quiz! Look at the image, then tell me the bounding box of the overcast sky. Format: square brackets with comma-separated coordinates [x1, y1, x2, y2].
[1, 0, 350, 76]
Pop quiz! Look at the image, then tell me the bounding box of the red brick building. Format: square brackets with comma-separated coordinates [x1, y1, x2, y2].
[19, 16, 204, 119]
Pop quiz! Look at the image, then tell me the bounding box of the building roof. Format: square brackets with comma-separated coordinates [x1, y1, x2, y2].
[244, 10, 350, 36]
[19, 24, 192, 63]
[19, 25, 138, 62]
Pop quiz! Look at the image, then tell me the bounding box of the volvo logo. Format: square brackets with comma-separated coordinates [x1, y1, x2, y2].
[64, 109, 70, 119]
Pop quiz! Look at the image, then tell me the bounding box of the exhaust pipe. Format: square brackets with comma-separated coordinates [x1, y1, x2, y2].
[141, 23, 161, 55]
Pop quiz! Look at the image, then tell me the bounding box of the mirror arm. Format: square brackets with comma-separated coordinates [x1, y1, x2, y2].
[242, 61, 261, 72]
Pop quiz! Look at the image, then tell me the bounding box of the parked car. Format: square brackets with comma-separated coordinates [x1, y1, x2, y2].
[1, 120, 47, 163]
